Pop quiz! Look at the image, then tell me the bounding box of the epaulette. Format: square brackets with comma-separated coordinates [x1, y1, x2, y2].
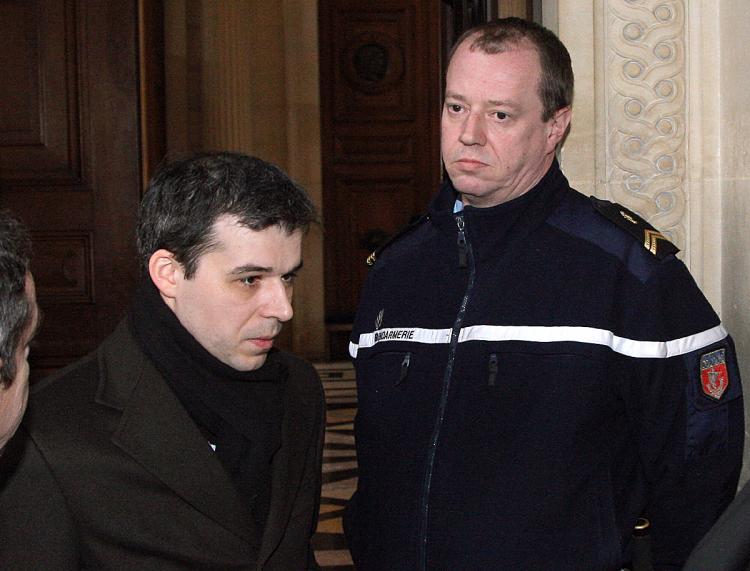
[366, 214, 426, 267]
[589, 196, 679, 259]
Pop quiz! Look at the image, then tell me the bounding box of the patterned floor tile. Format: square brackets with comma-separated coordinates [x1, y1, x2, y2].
[314, 362, 357, 570]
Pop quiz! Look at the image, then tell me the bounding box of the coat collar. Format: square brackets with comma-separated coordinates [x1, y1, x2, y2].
[95, 320, 260, 547]
[94, 320, 318, 562]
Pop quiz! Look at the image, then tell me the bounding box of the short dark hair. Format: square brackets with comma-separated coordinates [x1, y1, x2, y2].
[0, 211, 32, 387]
[137, 152, 318, 278]
[448, 17, 574, 121]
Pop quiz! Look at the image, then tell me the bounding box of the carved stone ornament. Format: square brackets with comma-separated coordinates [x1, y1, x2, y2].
[605, 0, 686, 249]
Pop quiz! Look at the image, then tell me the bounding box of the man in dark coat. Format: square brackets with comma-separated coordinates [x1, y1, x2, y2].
[0, 211, 40, 453]
[0, 152, 325, 570]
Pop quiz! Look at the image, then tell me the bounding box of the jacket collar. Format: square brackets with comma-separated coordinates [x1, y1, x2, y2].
[95, 320, 261, 547]
[430, 158, 568, 218]
[429, 160, 572, 265]
[94, 320, 317, 565]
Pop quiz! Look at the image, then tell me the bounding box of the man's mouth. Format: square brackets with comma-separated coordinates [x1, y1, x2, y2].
[454, 158, 487, 169]
[249, 337, 275, 350]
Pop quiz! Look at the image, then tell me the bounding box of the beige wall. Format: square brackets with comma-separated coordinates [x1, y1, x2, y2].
[164, 0, 326, 360]
[553, 0, 750, 481]
[719, 0, 750, 482]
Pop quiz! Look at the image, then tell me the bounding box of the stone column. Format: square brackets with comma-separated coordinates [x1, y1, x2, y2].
[197, 1, 255, 152]
[163, 0, 326, 360]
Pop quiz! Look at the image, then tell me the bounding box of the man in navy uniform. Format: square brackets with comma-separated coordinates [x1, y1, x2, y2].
[345, 18, 743, 570]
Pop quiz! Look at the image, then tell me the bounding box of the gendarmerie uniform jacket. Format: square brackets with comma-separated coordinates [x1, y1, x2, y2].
[346, 161, 743, 570]
[0, 320, 325, 570]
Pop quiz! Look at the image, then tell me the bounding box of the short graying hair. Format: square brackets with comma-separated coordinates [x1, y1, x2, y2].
[136, 152, 318, 278]
[448, 17, 574, 122]
[0, 211, 32, 387]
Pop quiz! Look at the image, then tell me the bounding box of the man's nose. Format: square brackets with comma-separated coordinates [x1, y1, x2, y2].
[459, 112, 486, 146]
[261, 280, 294, 322]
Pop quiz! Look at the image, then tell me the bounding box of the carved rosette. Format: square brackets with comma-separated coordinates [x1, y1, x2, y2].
[605, 0, 686, 248]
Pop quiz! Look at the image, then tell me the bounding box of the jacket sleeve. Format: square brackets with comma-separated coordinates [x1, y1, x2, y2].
[0, 426, 79, 568]
[623, 257, 744, 570]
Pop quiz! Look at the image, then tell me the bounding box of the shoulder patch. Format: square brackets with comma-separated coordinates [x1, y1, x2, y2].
[700, 348, 730, 401]
[366, 215, 426, 266]
[589, 196, 679, 259]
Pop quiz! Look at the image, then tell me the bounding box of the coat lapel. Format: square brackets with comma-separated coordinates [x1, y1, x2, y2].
[97, 321, 260, 548]
[258, 365, 319, 564]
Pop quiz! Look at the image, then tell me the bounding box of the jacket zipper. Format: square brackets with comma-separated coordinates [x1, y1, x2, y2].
[456, 214, 468, 268]
[417, 212, 476, 570]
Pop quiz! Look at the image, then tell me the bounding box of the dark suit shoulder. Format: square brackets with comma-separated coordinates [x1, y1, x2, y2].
[277, 351, 321, 385]
[25, 352, 100, 432]
[275, 351, 325, 416]
[22, 321, 137, 446]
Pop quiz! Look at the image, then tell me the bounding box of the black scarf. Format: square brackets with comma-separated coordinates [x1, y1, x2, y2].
[129, 279, 286, 531]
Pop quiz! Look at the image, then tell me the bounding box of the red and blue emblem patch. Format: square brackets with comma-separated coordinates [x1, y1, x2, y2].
[700, 348, 730, 401]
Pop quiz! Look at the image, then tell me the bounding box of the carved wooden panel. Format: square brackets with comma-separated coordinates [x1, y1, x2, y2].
[331, 6, 415, 121]
[32, 232, 94, 304]
[320, 0, 441, 329]
[334, 132, 414, 163]
[327, 176, 417, 316]
[0, 0, 144, 378]
[0, 0, 83, 188]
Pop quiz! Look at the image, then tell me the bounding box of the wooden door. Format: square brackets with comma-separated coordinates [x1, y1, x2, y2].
[0, 1, 147, 378]
[319, 0, 442, 349]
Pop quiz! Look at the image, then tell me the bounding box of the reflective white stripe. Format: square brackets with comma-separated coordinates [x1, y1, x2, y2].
[349, 324, 728, 359]
[460, 324, 728, 358]
[349, 327, 452, 358]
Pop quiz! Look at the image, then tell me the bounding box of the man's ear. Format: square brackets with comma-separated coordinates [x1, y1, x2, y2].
[148, 249, 183, 301]
[546, 106, 572, 151]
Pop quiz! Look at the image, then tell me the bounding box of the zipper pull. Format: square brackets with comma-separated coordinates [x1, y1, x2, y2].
[396, 352, 411, 385]
[488, 353, 498, 387]
[456, 214, 467, 268]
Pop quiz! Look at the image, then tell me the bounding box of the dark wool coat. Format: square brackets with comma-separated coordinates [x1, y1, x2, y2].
[0, 320, 325, 570]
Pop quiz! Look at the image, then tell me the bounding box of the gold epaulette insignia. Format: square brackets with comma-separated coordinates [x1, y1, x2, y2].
[590, 196, 679, 259]
[644, 229, 669, 255]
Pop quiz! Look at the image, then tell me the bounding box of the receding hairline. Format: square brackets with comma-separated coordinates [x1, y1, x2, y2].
[185, 214, 306, 273]
[451, 32, 541, 66]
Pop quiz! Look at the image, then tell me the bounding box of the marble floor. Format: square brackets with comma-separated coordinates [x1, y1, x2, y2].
[313, 361, 357, 570]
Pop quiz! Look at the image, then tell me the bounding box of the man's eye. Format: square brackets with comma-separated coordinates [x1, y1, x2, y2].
[241, 276, 259, 286]
[493, 111, 508, 121]
[447, 103, 462, 113]
[281, 272, 298, 284]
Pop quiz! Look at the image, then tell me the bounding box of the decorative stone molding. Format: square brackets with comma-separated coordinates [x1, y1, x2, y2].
[605, 0, 687, 248]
